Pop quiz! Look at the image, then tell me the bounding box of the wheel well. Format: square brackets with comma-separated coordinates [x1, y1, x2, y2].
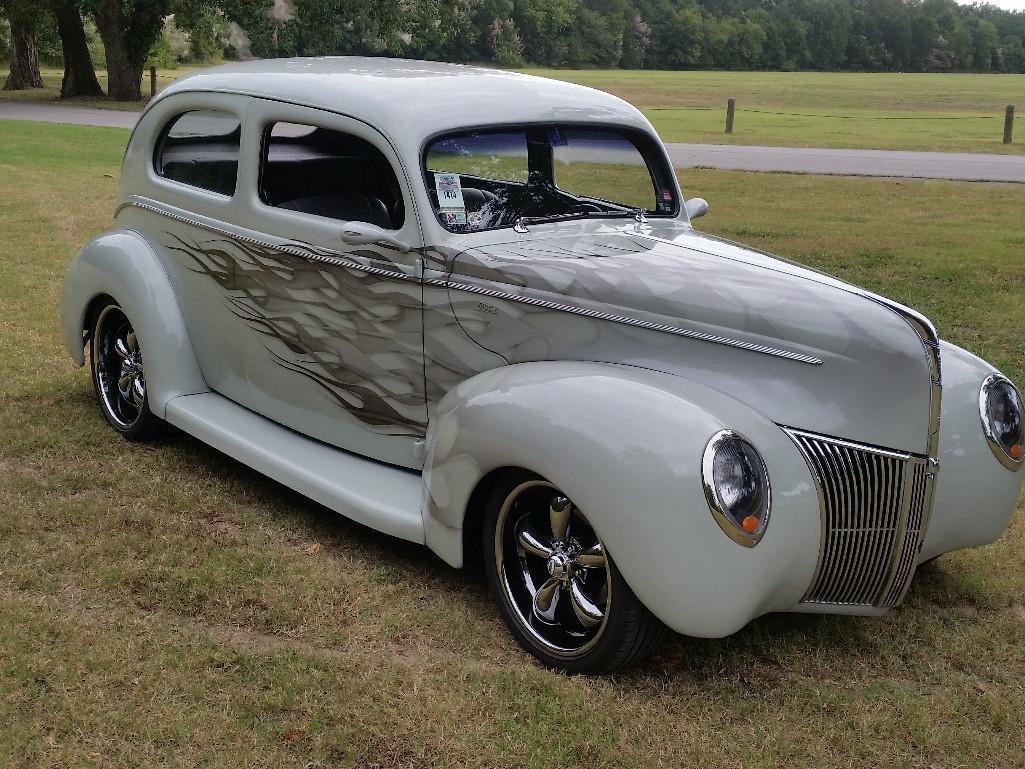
[461, 466, 522, 570]
[82, 293, 117, 346]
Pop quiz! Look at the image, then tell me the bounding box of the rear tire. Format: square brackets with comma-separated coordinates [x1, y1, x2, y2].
[89, 302, 164, 442]
[483, 469, 667, 673]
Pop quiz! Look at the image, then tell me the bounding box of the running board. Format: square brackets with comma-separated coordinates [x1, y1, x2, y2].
[164, 392, 425, 544]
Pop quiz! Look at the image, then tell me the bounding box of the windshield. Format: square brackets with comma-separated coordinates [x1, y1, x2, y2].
[424, 125, 678, 233]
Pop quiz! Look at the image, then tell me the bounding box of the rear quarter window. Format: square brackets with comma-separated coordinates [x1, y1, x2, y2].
[155, 110, 241, 196]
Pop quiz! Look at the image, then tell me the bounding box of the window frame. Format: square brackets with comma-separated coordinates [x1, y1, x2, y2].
[152, 108, 243, 198]
[257, 119, 406, 231]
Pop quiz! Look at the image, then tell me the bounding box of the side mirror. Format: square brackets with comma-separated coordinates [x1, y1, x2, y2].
[685, 197, 709, 221]
[340, 222, 412, 253]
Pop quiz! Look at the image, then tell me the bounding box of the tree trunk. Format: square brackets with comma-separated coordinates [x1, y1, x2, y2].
[93, 0, 140, 101]
[3, 15, 44, 91]
[56, 1, 105, 98]
[92, 0, 164, 101]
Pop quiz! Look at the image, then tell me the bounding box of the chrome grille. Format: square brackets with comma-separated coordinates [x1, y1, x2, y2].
[786, 429, 934, 608]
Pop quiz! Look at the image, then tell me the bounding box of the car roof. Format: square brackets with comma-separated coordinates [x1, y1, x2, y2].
[153, 57, 653, 150]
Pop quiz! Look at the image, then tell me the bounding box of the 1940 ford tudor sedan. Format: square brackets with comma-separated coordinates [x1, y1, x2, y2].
[61, 58, 1024, 672]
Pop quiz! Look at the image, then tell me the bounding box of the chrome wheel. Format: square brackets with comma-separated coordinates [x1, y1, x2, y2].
[93, 305, 146, 428]
[495, 480, 611, 658]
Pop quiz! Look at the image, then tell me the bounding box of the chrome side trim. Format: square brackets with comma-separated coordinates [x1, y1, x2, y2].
[118, 198, 824, 366]
[441, 277, 824, 365]
[117, 198, 422, 284]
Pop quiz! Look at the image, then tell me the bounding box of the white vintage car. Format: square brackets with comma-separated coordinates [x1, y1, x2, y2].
[61, 58, 1023, 672]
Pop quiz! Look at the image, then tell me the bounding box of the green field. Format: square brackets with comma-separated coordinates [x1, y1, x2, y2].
[521, 69, 1025, 154]
[2, 121, 1024, 767]
[2, 66, 1023, 154]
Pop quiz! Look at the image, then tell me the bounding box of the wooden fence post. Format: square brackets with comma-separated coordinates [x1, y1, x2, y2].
[150, 66, 157, 100]
[725, 98, 736, 134]
[1004, 105, 1014, 145]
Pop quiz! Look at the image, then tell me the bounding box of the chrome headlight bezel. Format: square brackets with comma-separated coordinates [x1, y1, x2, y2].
[701, 429, 772, 547]
[980, 373, 1024, 471]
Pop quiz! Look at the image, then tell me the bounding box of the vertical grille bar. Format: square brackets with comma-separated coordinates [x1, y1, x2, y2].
[786, 428, 932, 608]
[880, 462, 930, 607]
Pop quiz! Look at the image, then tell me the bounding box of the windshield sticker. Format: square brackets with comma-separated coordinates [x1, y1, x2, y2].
[435, 172, 465, 211]
[442, 210, 467, 226]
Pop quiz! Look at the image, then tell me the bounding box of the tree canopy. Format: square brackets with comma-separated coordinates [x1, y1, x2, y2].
[4, 0, 1025, 99]
[209, 0, 1025, 73]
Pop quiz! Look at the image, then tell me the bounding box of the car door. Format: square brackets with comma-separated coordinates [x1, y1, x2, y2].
[131, 94, 252, 406]
[224, 101, 427, 470]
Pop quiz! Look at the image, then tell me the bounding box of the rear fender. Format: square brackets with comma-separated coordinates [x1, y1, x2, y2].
[422, 361, 820, 637]
[60, 229, 207, 417]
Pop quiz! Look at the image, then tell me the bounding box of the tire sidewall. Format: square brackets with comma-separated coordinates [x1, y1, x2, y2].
[90, 302, 160, 441]
[482, 469, 649, 674]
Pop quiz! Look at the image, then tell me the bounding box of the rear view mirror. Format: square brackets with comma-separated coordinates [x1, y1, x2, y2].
[685, 198, 709, 220]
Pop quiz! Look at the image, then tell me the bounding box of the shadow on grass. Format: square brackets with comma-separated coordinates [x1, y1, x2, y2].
[147, 421, 1000, 681]
[39, 386, 999, 686]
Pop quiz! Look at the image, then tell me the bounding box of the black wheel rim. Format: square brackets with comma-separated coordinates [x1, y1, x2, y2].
[94, 306, 145, 429]
[495, 480, 611, 658]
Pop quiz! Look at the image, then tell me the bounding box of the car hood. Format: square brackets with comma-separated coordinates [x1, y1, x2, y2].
[441, 224, 936, 455]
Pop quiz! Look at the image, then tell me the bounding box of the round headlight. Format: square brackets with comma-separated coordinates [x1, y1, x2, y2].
[702, 430, 771, 546]
[980, 373, 1024, 471]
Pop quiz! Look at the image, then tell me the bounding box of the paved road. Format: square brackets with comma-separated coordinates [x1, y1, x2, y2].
[0, 101, 140, 129]
[3, 101, 1024, 183]
[665, 143, 1025, 183]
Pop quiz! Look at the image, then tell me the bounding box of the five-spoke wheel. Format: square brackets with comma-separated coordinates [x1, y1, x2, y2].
[90, 301, 163, 441]
[484, 471, 666, 673]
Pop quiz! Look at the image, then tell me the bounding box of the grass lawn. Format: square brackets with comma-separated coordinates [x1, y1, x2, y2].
[0, 66, 201, 112]
[528, 70, 1025, 156]
[3, 66, 1023, 154]
[520, 69, 1025, 154]
[1, 120, 1024, 768]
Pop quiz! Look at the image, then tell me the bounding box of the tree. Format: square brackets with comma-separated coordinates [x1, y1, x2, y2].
[54, 0, 104, 97]
[797, 0, 852, 69]
[619, 13, 650, 68]
[488, 17, 524, 64]
[967, 17, 999, 70]
[85, 0, 167, 100]
[645, 0, 703, 70]
[515, 0, 580, 66]
[2, 0, 45, 90]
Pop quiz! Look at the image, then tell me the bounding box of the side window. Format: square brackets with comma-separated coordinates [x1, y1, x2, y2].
[260, 122, 405, 230]
[156, 110, 240, 196]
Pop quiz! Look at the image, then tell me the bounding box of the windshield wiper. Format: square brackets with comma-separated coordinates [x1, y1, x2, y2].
[513, 209, 646, 233]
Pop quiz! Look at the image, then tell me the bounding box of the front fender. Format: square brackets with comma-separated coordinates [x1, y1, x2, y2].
[920, 341, 1023, 561]
[423, 361, 821, 638]
[60, 229, 208, 417]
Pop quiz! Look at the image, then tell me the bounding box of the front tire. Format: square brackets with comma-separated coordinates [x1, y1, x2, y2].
[90, 302, 164, 442]
[483, 470, 667, 673]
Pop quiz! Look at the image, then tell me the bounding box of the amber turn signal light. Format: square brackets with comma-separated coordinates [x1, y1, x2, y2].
[741, 515, 760, 533]
[1011, 444, 1023, 460]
